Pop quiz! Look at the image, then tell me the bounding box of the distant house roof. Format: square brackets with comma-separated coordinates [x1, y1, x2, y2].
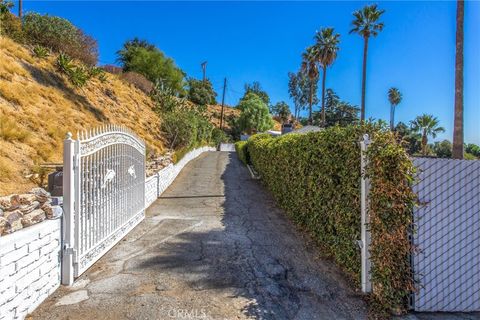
[290, 125, 323, 134]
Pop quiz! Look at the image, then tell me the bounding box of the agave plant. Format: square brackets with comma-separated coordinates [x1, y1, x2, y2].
[32, 45, 50, 59]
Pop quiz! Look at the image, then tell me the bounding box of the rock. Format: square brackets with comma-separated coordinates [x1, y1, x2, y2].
[19, 201, 40, 214]
[0, 194, 20, 211]
[2, 210, 23, 234]
[0, 217, 7, 235]
[29, 188, 50, 203]
[18, 194, 37, 205]
[42, 203, 62, 219]
[21, 209, 46, 227]
[0, 208, 3, 217]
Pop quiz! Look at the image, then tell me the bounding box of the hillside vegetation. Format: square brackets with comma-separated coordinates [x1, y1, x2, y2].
[0, 37, 165, 194]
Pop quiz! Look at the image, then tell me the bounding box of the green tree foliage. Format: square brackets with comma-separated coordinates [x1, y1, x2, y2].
[395, 122, 421, 155]
[117, 38, 185, 95]
[288, 70, 317, 119]
[151, 81, 186, 113]
[350, 4, 385, 121]
[236, 93, 274, 134]
[432, 140, 452, 158]
[160, 108, 215, 150]
[270, 101, 291, 124]
[301, 46, 320, 124]
[410, 114, 445, 156]
[313, 89, 359, 127]
[22, 13, 98, 65]
[242, 124, 416, 314]
[314, 27, 340, 126]
[388, 87, 402, 130]
[243, 81, 270, 105]
[466, 143, 480, 158]
[186, 78, 217, 105]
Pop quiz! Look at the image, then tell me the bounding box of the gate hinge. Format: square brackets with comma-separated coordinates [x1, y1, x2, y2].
[64, 245, 77, 262]
[73, 155, 80, 170]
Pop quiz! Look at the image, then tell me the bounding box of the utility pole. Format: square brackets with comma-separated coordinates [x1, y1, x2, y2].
[18, 0, 23, 19]
[201, 61, 207, 82]
[220, 78, 227, 130]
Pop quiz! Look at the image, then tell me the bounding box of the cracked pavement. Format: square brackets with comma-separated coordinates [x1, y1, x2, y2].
[31, 151, 368, 320]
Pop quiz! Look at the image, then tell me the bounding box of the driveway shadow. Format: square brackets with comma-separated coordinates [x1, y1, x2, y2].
[135, 152, 367, 320]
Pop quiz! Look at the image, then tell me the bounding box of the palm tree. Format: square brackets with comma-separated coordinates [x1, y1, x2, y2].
[301, 46, 319, 124]
[410, 114, 445, 156]
[388, 87, 402, 131]
[314, 27, 340, 126]
[453, 0, 464, 159]
[350, 4, 385, 121]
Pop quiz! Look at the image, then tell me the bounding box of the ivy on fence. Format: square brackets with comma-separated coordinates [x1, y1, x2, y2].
[236, 124, 416, 314]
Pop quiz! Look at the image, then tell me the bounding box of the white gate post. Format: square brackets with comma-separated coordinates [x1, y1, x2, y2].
[62, 132, 75, 285]
[360, 134, 372, 293]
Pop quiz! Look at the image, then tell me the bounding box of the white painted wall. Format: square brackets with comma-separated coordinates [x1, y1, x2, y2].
[0, 218, 61, 320]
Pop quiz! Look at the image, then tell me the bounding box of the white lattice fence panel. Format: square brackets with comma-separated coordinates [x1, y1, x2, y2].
[412, 157, 480, 312]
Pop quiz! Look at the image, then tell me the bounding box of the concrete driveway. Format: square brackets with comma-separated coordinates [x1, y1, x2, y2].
[31, 151, 368, 319]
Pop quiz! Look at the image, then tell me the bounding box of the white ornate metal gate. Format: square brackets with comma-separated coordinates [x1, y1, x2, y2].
[62, 125, 145, 284]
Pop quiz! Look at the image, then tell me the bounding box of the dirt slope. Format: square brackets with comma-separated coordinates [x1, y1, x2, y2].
[0, 37, 165, 195]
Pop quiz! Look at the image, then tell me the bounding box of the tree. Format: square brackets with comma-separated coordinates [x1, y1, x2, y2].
[388, 87, 402, 131]
[453, 0, 464, 159]
[432, 140, 453, 158]
[288, 70, 317, 119]
[395, 122, 422, 155]
[186, 78, 217, 105]
[117, 38, 185, 95]
[410, 114, 445, 156]
[350, 4, 385, 121]
[237, 92, 273, 134]
[243, 81, 270, 105]
[466, 143, 480, 158]
[301, 46, 320, 124]
[271, 101, 291, 124]
[312, 89, 358, 127]
[314, 27, 340, 126]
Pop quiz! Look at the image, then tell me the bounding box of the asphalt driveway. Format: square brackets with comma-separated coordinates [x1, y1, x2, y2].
[31, 151, 367, 320]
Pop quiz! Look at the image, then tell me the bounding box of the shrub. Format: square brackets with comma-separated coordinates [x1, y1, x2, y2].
[0, 11, 25, 42]
[32, 45, 50, 59]
[234, 141, 248, 165]
[23, 13, 98, 65]
[121, 71, 154, 94]
[117, 38, 185, 95]
[186, 77, 217, 105]
[56, 53, 89, 87]
[237, 92, 274, 134]
[245, 124, 416, 314]
[211, 128, 228, 146]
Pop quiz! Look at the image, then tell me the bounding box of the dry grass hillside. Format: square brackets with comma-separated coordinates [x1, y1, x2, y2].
[206, 104, 240, 129]
[0, 37, 165, 195]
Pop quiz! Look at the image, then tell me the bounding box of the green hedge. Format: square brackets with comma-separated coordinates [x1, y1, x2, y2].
[243, 125, 416, 314]
[234, 141, 248, 165]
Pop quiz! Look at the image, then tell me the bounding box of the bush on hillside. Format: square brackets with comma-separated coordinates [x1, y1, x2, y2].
[244, 125, 416, 314]
[117, 38, 185, 95]
[186, 78, 217, 105]
[32, 45, 50, 59]
[23, 13, 98, 65]
[0, 12, 25, 42]
[121, 71, 154, 94]
[161, 109, 215, 150]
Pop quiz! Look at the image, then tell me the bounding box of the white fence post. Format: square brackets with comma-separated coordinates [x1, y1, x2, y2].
[360, 134, 372, 293]
[62, 132, 75, 285]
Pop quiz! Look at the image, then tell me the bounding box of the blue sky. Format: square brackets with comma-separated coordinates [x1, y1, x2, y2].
[17, 1, 479, 144]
